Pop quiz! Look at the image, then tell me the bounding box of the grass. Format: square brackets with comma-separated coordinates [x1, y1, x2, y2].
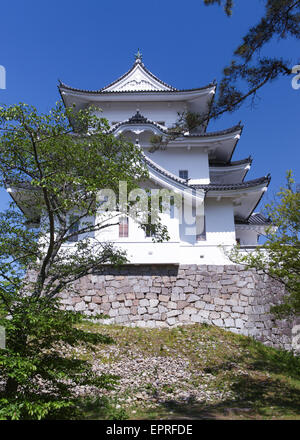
[72, 321, 300, 420]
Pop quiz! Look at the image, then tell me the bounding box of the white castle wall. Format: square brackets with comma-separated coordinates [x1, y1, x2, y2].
[93, 101, 186, 128]
[146, 148, 210, 183]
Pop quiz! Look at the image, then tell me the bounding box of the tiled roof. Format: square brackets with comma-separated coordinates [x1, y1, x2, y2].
[58, 79, 216, 95]
[235, 212, 272, 226]
[6, 162, 271, 225]
[110, 112, 242, 139]
[143, 154, 271, 192]
[190, 175, 271, 191]
[209, 157, 252, 167]
[179, 124, 243, 138]
[110, 111, 168, 133]
[143, 154, 188, 185]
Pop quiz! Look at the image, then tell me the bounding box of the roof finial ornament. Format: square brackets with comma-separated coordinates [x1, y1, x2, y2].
[135, 48, 143, 63]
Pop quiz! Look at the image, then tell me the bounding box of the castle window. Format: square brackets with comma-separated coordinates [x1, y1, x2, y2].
[179, 170, 188, 180]
[119, 216, 129, 238]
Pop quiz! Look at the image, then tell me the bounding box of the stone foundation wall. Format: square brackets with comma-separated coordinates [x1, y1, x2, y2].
[59, 264, 297, 352]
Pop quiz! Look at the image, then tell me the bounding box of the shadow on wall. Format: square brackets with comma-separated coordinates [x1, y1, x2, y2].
[93, 264, 180, 277]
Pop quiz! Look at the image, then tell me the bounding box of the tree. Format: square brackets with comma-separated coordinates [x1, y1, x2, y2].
[203, 0, 300, 120]
[0, 102, 166, 419]
[229, 171, 300, 319]
[150, 1, 300, 150]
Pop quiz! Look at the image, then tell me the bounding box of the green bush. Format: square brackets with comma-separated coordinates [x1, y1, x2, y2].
[0, 297, 118, 420]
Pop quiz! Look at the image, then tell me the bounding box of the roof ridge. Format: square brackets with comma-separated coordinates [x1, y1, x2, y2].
[58, 80, 216, 95]
[142, 153, 189, 185]
[109, 112, 168, 133]
[183, 124, 243, 138]
[109, 116, 241, 139]
[191, 175, 271, 191]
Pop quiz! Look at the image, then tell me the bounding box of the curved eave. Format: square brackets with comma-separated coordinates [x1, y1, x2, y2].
[111, 121, 167, 136]
[209, 157, 252, 183]
[58, 84, 216, 102]
[192, 175, 271, 221]
[143, 154, 205, 204]
[235, 212, 272, 233]
[235, 212, 272, 227]
[112, 121, 241, 143]
[209, 157, 253, 167]
[5, 184, 42, 223]
[143, 154, 187, 185]
[165, 126, 242, 163]
[168, 125, 242, 142]
[191, 175, 270, 192]
[235, 223, 270, 233]
[143, 157, 270, 220]
[209, 161, 251, 173]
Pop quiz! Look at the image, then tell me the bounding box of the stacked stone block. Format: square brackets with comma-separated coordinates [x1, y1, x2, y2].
[58, 264, 295, 352]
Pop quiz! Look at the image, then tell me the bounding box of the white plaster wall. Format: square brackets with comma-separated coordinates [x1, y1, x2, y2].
[145, 148, 210, 183]
[95, 211, 179, 242]
[235, 228, 259, 246]
[177, 244, 232, 264]
[93, 198, 236, 265]
[205, 198, 236, 245]
[39, 196, 239, 265]
[93, 101, 186, 128]
[92, 241, 233, 265]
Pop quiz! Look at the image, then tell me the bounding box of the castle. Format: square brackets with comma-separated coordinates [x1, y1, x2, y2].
[58, 52, 271, 265]
[8, 53, 298, 352]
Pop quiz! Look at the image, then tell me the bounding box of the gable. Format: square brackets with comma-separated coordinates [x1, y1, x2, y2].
[102, 62, 175, 92]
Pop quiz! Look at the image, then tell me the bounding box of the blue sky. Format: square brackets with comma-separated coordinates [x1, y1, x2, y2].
[0, 0, 299, 213]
